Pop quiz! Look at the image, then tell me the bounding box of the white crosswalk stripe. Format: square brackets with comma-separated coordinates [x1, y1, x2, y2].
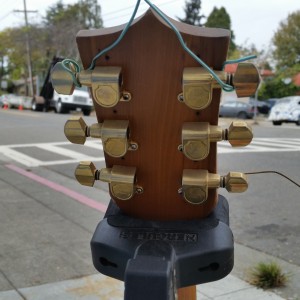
[0, 141, 105, 167]
[0, 138, 299, 167]
[218, 138, 300, 154]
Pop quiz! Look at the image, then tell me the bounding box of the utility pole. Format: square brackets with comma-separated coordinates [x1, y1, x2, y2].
[14, 0, 37, 97]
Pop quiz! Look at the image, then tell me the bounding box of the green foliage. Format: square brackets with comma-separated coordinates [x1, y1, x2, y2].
[0, 0, 103, 87]
[44, 0, 103, 58]
[205, 7, 230, 29]
[178, 0, 205, 26]
[258, 64, 300, 100]
[45, 0, 102, 29]
[248, 261, 289, 289]
[258, 78, 298, 100]
[273, 11, 300, 69]
[0, 26, 50, 81]
[205, 7, 236, 56]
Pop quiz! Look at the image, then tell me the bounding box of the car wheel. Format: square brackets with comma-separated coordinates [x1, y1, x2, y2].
[55, 100, 65, 114]
[82, 109, 91, 116]
[296, 117, 300, 126]
[237, 111, 247, 119]
[31, 99, 43, 112]
[272, 121, 282, 126]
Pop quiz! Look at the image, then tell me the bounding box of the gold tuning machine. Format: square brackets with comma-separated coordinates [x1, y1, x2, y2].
[178, 63, 260, 110]
[233, 63, 261, 98]
[181, 169, 248, 204]
[180, 121, 253, 161]
[75, 162, 142, 201]
[64, 116, 138, 158]
[51, 63, 131, 107]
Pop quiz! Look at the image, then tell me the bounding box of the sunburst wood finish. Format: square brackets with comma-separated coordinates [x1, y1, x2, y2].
[77, 10, 230, 221]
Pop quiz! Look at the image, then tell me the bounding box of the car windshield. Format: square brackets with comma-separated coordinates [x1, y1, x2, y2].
[75, 86, 88, 92]
[277, 98, 295, 104]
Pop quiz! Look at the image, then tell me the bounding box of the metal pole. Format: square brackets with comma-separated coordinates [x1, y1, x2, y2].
[23, 0, 34, 97]
[252, 80, 262, 125]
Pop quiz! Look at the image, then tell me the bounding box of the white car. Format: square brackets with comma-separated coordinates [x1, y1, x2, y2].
[50, 87, 94, 116]
[268, 96, 300, 126]
[32, 86, 94, 116]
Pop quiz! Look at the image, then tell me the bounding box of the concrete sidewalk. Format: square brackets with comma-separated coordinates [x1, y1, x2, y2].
[0, 272, 285, 300]
[2, 239, 298, 300]
[1, 155, 299, 300]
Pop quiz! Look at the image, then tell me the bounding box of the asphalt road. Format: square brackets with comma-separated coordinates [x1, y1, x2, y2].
[0, 109, 299, 293]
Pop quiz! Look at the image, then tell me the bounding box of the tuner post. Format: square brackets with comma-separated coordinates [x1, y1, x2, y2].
[181, 121, 253, 160]
[179, 63, 260, 110]
[75, 162, 142, 201]
[181, 169, 248, 204]
[51, 63, 131, 108]
[64, 117, 137, 158]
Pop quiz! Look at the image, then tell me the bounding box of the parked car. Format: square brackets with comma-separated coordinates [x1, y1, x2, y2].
[0, 94, 6, 107]
[0, 94, 23, 108]
[267, 98, 279, 109]
[268, 96, 300, 126]
[219, 101, 255, 119]
[248, 99, 271, 115]
[51, 87, 93, 115]
[32, 57, 94, 115]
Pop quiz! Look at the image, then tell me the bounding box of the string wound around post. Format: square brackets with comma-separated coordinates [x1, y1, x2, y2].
[179, 63, 260, 110]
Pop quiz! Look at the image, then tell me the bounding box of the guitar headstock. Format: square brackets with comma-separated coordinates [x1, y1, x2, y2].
[52, 9, 259, 221]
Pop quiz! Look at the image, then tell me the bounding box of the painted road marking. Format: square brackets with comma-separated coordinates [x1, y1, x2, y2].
[0, 141, 104, 167]
[5, 164, 108, 213]
[0, 138, 299, 167]
[218, 138, 300, 154]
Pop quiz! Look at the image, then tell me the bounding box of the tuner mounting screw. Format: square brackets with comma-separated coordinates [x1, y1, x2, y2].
[177, 93, 184, 102]
[122, 91, 132, 101]
[129, 142, 138, 151]
[136, 186, 144, 194]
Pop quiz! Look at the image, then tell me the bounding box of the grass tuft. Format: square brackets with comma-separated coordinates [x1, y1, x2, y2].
[248, 261, 289, 289]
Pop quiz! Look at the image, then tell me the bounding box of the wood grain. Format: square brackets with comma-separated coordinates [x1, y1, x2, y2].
[76, 9, 230, 300]
[77, 9, 230, 221]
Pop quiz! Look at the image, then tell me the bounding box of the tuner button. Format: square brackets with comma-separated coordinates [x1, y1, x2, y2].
[75, 161, 97, 187]
[227, 121, 253, 147]
[51, 62, 75, 95]
[233, 63, 260, 97]
[224, 172, 248, 193]
[64, 117, 87, 145]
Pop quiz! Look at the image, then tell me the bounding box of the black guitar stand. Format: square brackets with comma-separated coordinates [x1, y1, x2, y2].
[91, 195, 234, 300]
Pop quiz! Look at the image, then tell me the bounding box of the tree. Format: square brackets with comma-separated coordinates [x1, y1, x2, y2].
[0, 0, 103, 91]
[205, 7, 236, 56]
[178, 0, 205, 26]
[45, 0, 102, 29]
[258, 76, 299, 100]
[257, 11, 300, 99]
[273, 11, 300, 69]
[0, 26, 49, 81]
[44, 0, 103, 58]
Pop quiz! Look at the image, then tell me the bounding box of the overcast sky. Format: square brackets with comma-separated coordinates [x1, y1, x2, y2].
[0, 0, 299, 50]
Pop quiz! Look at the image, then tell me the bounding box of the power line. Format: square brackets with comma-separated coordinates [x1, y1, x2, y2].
[0, 11, 12, 23]
[0, 0, 20, 23]
[103, 0, 181, 22]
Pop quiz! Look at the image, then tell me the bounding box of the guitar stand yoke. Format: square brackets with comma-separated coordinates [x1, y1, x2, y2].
[91, 195, 234, 300]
